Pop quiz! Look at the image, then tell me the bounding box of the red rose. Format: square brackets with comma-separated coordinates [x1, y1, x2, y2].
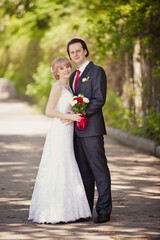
[77, 97, 83, 103]
[73, 97, 78, 101]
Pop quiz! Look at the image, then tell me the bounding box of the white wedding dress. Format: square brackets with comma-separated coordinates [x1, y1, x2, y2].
[28, 83, 91, 224]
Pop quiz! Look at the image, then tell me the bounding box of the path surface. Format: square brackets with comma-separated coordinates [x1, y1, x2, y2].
[0, 99, 160, 240]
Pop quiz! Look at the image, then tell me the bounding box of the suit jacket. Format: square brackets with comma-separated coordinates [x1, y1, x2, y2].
[69, 61, 107, 137]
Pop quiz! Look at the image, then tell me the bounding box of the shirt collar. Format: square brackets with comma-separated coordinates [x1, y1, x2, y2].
[77, 60, 90, 74]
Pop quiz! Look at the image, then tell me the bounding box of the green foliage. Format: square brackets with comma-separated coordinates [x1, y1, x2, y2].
[26, 62, 54, 108]
[85, 0, 160, 61]
[0, 38, 41, 95]
[0, 0, 87, 98]
[103, 91, 135, 131]
[103, 91, 160, 142]
[0, 0, 159, 141]
[139, 110, 160, 141]
[71, 94, 89, 115]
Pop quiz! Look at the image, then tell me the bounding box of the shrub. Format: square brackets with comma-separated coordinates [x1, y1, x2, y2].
[26, 62, 54, 110]
[103, 91, 160, 142]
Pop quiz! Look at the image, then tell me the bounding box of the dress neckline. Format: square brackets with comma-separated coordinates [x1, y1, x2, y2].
[56, 82, 72, 93]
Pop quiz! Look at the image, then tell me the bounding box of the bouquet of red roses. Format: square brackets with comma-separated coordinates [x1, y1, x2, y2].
[70, 94, 90, 131]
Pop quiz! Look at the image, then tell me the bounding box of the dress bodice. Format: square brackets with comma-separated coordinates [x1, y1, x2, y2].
[54, 83, 72, 114]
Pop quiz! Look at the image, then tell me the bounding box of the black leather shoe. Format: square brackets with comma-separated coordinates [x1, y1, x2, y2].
[94, 214, 110, 223]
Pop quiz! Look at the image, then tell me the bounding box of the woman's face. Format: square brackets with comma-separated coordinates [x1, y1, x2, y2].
[57, 63, 72, 80]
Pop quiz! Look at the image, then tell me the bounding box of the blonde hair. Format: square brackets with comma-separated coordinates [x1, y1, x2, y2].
[51, 57, 72, 80]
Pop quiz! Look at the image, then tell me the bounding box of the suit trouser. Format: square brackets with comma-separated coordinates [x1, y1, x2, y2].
[74, 134, 112, 216]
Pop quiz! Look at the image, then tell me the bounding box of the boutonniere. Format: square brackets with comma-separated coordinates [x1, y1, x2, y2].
[82, 76, 90, 82]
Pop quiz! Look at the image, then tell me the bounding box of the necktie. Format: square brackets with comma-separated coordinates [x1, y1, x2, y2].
[74, 70, 81, 92]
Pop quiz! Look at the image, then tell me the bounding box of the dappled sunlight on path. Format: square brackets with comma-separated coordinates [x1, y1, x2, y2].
[0, 100, 160, 239]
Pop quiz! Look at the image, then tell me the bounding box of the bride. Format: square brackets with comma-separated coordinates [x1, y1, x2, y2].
[28, 57, 91, 224]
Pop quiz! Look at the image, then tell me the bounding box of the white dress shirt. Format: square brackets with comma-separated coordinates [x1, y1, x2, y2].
[72, 60, 90, 90]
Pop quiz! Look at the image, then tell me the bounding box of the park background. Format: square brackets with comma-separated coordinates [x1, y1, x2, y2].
[0, 0, 160, 142]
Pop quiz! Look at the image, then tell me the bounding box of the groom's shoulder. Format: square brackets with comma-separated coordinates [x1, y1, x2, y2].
[91, 61, 104, 69]
[90, 62, 105, 73]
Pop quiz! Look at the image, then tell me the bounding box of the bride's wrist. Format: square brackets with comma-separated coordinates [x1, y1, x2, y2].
[66, 114, 72, 120]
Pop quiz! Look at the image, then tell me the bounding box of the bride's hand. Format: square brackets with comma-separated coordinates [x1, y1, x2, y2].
[68, 113, 81, 122]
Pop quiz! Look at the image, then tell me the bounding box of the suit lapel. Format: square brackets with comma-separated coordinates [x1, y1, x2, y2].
[69, 70, 76, 93]
[76, 61, 93, 92]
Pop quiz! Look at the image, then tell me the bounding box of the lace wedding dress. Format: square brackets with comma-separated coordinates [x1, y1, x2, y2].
[28, 83, 91, 224]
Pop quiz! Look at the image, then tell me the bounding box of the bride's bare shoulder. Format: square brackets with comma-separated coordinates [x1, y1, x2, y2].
[50, 82, 62, 95]
[52, 82, 62, 90]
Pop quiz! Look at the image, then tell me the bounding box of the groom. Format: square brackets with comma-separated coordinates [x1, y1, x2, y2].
[67, 38, 112, 223]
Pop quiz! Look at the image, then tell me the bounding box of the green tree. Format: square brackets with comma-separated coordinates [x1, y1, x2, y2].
[0, 0, 159, 141]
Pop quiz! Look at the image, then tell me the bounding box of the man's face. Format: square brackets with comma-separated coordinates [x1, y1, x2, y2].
[69, 42, 87, 67]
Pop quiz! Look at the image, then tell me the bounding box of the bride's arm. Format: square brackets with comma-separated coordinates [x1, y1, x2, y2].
[45, 84, 81, 122]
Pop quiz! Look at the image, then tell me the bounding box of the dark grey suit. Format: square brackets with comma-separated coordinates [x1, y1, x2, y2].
[69, 61, 112, 216]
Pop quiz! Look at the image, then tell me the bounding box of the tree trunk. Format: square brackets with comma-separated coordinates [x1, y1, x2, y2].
[133, 40, 143, 117]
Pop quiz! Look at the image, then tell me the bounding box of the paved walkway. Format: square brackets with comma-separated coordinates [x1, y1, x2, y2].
[0, 99, 160, 240]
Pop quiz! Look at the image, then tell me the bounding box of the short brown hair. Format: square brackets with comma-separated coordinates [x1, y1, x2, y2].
[67, 38, 89, 59]
[51, 57, 72, 80]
